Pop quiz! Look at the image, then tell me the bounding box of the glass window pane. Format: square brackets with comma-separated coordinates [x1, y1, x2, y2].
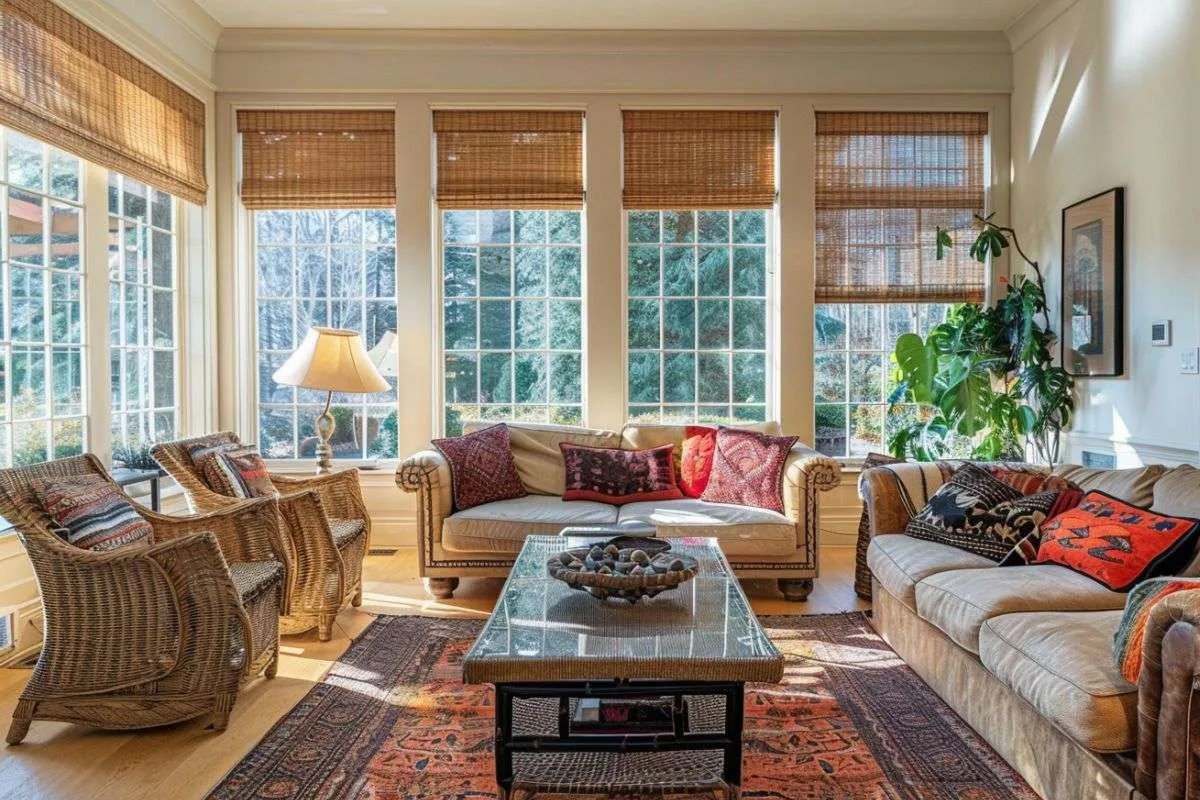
[627, 208, 772, 424]
[254, 209, 398, 459]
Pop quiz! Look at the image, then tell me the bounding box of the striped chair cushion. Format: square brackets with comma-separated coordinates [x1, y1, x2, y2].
[32, 474, 153, 551]
[215, 446, 276, 499]
[186, 439, 241, 496]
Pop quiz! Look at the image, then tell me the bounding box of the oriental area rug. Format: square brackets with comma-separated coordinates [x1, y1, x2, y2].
[207, 613, 1037, 800]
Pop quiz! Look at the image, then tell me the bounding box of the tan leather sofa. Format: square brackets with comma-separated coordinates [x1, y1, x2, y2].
[397, 421, 840, 600]
[862, 461, 1200, 800]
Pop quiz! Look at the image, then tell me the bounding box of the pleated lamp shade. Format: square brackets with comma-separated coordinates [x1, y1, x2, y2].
[272, 327, 389, 393]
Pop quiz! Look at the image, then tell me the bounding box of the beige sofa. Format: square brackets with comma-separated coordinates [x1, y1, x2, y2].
[397, 421, 840, 600]
[862, 461, 1200, 800]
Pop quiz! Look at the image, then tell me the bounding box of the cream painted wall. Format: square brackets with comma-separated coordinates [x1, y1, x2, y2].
[1010, 0, 1200, 467]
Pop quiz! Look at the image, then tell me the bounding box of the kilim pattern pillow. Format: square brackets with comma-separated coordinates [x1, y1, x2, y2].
[32, 474, 153, 551]
[1036, 491, 1200, 591]
[432, 423, 527, 511]
[560, 443, 684, 506]
[216, 446, 277, 498]
[700, 428, 799, 513]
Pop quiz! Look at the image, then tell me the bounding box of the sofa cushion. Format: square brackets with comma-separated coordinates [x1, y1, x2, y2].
[466, 421, 622, 496]
[441, 495, 618, 554]
[915, 564, 1128, 654]
[1052, 463, 1166, 507]
[616, 498, 795, 557]
[866, 534, 995, 610]
[979, 610, 1136, 752]
[1151, 465, 1200, 575]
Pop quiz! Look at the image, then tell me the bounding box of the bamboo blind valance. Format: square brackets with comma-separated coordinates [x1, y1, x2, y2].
[815, 111, 988, 303]
[622, 110, 777, 210]
[433, 110, 584, 209]
[238, 110, 397, 210]
[0, 0, 208, 204]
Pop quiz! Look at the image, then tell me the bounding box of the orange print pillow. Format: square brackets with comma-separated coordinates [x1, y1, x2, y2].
[679, 425, 716, 498]
[1035, 491, 1200, 591]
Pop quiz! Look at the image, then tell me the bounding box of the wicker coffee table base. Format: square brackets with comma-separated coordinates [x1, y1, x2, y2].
[495, 680, 743, 799]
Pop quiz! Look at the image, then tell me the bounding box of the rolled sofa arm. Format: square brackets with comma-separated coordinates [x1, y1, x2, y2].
[781, 445, 840, 555]
[396, 450, 454, 561]
[858, 462, 958, 537]
[1136, 590, 1200, 800]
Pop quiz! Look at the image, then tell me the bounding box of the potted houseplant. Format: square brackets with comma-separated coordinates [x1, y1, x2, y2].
[888, 214, 1075, 466]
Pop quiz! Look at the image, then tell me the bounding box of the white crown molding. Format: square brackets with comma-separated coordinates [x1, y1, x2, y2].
[54, 0, 217, 92]
[153, 0, 223, 50]
[216, 27, 1012, 56]
[1005, 0, 1082, 52]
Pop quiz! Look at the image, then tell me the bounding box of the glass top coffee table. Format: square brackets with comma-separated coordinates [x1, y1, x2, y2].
[464, 535, 783, 799]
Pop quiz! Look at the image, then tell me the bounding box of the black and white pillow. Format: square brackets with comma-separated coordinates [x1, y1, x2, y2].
[982, 491, 1061, 565]
[906, 464, 1020, 537]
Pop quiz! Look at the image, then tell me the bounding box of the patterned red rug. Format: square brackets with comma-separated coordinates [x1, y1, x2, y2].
[208, 613, 1037, 800]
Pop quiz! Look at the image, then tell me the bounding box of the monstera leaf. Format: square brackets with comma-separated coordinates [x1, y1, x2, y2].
[893, 333, 937, 405]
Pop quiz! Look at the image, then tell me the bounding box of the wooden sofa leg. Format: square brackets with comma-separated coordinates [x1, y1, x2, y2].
[778, 579, 813, 602]
[425, 577, 459, 600]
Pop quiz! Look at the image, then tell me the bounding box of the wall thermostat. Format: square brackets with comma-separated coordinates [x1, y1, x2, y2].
[1151, 319, 1172, 346]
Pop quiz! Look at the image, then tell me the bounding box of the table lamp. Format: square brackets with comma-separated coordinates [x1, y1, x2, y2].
[367, 330, 399, 378]
[272, 327, 389, 473]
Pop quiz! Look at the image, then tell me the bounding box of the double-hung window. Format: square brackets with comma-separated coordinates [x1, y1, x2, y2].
[434, 111, 586, 435]
[622, 110, 777, 424]
[813, 111, 988, 458]
[108, 175, 179, 450]
[240, 110, 400, 460]
[1, 130, 85, 465]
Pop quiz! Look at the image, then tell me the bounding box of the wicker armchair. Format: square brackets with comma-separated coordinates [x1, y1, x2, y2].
[0, 454, 286, 744]
[152, 432, 370, 641]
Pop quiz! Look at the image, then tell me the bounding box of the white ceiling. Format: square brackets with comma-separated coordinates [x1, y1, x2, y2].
[191, 0, 1040, 32]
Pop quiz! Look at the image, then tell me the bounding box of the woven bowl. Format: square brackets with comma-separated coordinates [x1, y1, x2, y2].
[546, 537, 699, 603]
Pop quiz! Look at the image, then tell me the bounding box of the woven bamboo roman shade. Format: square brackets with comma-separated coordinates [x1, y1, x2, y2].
[238, 110, 397, 209]
[622, 110, 776, 210]
[0, 0, 207, 204]
[433, 110, 584, 209]
[815, 111, 989, 303]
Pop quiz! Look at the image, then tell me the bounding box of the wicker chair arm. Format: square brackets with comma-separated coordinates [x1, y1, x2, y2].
[269, 468, 367, 524]
[274, 489, 344, 616]
[142, 497, 286, 567]
[28, 533, 247, 698]
[1135, 590, 1200, 800]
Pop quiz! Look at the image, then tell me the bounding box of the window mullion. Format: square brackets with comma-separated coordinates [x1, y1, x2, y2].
[81, 161, 110, 463]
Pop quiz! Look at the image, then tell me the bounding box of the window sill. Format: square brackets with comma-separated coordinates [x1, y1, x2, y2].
[264, 458, 399, 475]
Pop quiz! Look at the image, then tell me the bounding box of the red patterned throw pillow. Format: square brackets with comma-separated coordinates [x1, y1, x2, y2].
[560, 443, 684, 506]
[1036, 491, 1200, 591]
[432, 423, 527, 511]
[679, 425, 716, 498]
[32, 474, 154, 551]
[700, 428, 798, 513]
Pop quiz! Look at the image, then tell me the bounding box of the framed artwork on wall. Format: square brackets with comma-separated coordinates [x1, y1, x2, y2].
[1061, 187, 1124, 377]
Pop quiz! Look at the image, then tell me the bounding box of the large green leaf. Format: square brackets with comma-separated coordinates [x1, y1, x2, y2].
[893, 333, 937, 404]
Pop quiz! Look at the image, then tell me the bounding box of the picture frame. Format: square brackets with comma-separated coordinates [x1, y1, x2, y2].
[1061, 187, 1124, 377]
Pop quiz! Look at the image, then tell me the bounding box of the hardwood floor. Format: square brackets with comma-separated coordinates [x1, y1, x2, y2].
[0, 546, 867, 800]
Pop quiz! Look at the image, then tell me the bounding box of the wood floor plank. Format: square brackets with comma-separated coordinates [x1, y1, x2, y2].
[0, 545, 866, 800]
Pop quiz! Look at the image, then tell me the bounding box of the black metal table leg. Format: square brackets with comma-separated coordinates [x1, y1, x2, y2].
[150, 477, 161, 511]
[723, 683, 745, 790]
[495, 685, 514, 794]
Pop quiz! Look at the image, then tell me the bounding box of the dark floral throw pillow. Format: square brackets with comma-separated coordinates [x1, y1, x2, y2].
[905, 463, 1025, 559]
[432, 423, 527, 511]
[560, 443, 684, 506]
